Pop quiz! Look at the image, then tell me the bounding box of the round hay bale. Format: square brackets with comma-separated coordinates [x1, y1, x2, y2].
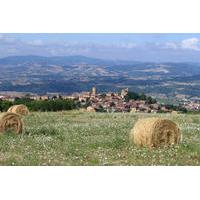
[79, 108, 86, 112]
[7, 104, 29, 116]
[130, 117, 181, 148]
[171, 110, 178, 115]
[130, 108, 137, 113]
[86, 106, 96, 112]
[0, 112, 23, 134]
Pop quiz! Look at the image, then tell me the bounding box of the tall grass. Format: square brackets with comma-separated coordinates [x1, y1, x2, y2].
[0, 111, 199, 165]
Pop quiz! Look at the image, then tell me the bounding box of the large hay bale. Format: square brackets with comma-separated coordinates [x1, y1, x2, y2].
[0, 112, 23, 134]
[86, 106, 96, 112]
[7, 104, 29, 116]
[130, 117, 181, 148]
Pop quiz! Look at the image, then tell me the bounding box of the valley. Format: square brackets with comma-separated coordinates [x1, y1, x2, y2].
[0, 55, 200, 101]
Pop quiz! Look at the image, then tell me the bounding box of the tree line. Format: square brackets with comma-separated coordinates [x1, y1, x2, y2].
[0, 98, 76, 112]
[125, 91, 157, 104]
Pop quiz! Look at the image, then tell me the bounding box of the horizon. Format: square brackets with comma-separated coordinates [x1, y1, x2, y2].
[1, 33, 200, 62]
[1, 54, 200, 64]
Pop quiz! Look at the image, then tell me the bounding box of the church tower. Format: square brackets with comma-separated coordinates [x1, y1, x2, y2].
[92, 86, 97, 95]
[121, 88, 128, 98]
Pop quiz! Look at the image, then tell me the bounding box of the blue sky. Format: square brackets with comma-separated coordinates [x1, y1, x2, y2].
[7, 33, 200, 44]
[1, 33, 200, 62]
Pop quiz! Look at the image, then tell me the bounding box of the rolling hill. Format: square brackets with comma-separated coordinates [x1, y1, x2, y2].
[0, 55, 200, 100]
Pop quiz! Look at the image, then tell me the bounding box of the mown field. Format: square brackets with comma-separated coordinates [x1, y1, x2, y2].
[0, 111, 200, 166]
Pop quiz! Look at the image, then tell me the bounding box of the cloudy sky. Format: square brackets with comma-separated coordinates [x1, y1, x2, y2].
[1, 33, 200, 62]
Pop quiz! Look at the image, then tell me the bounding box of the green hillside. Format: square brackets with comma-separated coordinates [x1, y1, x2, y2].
[0, 111, 199, 165]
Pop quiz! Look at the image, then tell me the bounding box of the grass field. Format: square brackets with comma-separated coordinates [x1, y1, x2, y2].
[0, 111, 200, 166]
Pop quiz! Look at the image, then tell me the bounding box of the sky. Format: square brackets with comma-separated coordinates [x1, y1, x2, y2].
[1, 33, 200, 62]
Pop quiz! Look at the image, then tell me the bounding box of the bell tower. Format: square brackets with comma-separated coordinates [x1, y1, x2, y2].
[92, 86, 97, 95]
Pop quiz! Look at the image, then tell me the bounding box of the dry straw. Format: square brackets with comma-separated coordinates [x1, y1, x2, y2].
[171, 110, 178, 115]
[0, 112, 23, 134]
[7, 104, 29, 116]
[130, 108, 137, 113]
[130, 117, 181, 148]
[86, 106, 96, 112]
[79, 108, 86, 112]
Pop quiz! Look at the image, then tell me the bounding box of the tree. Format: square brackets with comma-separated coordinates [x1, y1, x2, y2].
[140, 93, 147, 100]
[146, 96, 157, 104]
[0, 100, 13, 112]
[126, 91, 139, 101]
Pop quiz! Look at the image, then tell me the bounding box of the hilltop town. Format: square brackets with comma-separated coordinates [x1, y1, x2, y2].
[1, 87, 199, 113]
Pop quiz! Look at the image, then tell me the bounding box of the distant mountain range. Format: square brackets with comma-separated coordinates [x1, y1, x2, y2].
[0, 55, 200, 100]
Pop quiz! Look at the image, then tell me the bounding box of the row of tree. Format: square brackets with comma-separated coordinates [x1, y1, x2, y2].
[0, 98, 76, 112]
[164, 104, 187, 113]
[125, 91, 157, 104]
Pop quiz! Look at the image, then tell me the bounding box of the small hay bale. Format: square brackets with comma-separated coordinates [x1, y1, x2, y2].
[130, 117, 181, 148]
[7, 104, 29, 116]
[0, 112, 23, 134]
[79, 108, 86, 112]
[130, 108, 137, 113]
[171, 110, 178, 115]
[86, 106, 96, 112]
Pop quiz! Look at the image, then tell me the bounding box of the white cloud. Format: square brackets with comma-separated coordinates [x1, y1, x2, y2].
[27, 39, 44, 46]
[181, 37, 200, 50]
[164, 42, 178, 49]
[0, 34, 18, 44]
[0, 34, 4, 39]
[162, 38, 200, 51]
[49, 49, 56, 56]
[7, 48, 18, 53]
[117, 42, 136, 49]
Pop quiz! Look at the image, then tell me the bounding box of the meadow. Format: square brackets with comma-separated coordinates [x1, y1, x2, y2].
[0, 111, 199, 166]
